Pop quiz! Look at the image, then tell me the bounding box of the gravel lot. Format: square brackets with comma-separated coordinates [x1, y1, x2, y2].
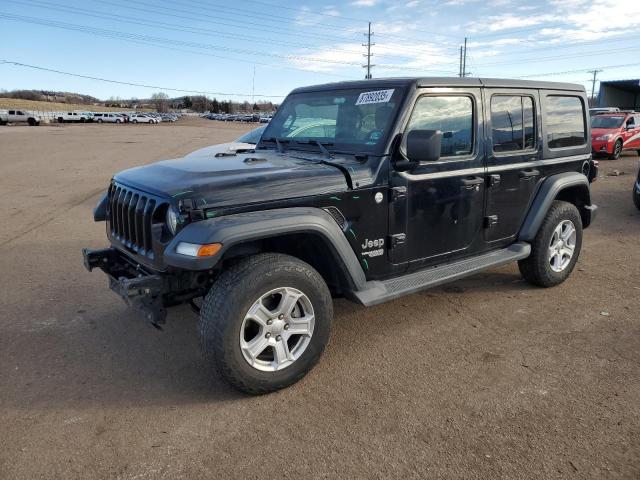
[0, 118, 638, 479]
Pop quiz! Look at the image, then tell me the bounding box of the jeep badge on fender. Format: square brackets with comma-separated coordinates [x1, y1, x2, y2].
[83, 77, 598, 394]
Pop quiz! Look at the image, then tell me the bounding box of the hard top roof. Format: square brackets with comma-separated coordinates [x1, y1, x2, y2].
[291, 77, 585, 94]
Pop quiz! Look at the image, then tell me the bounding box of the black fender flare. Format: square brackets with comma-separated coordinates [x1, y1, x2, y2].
[518, 172, 595, 242]
[93, 192, 108, 222]
[163, 207, 367, 290]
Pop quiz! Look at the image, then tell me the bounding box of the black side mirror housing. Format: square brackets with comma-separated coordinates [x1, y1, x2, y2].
[406, 129, 442, 163]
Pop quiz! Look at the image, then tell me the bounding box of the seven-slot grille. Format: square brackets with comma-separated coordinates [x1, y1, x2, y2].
[107, 183, 161, 257]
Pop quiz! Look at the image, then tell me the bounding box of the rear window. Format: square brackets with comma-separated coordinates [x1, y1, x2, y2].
[545, 96, 586, 149]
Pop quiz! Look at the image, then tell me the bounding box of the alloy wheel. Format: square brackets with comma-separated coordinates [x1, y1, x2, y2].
[240, 287, 315, 372]
[548, 219, 577, 272]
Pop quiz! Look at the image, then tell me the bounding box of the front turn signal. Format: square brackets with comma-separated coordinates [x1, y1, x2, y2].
[176, 242, 223, 257]
[197, 243, 223, 257]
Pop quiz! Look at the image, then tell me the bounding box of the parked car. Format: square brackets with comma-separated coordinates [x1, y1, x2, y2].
[6, 109, 41, 126]
[634, 161, 640, 210]
[591, 112, 640, 159]
[0, 109, 8, 125]
[129, 113, 158, 124]
[184, 126, 266, 158]
[57, 111, 93, 123]
[94, 113, 123, 124]
[83, 77, 598, 394]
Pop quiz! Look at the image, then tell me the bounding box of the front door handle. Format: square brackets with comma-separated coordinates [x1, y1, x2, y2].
[460, 176, 484, 190]
[519, 168, 540, 180]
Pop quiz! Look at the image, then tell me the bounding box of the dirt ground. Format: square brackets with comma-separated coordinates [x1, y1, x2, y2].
[0, 118, 638, 479]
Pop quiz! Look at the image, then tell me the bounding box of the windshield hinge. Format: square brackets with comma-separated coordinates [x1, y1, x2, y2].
[389, 233, 406, 248]
[391, 186, 407, 202]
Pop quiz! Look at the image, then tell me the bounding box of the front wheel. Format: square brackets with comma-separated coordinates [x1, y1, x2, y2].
[609, 139, 623, 160]
[132, 119, 138, 124]
[198, 253, 333, 394]
[634, 186, 640, 210]
[518, 200, 583, 287]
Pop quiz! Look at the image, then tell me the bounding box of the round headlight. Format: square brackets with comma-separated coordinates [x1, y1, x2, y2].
[166, 208, 178, 235]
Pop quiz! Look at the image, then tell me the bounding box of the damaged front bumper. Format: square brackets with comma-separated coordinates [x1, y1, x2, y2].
[82, 247, 168, 325]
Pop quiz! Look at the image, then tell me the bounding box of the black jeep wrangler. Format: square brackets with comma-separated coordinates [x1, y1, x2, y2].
[83, 78, 598, 394]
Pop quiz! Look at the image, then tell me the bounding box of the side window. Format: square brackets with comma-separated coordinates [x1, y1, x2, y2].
[545, 96, 586, 149]
[491, 95, 535, 152]
[9, 110, 15, 115]
[406, 96, 474, 158]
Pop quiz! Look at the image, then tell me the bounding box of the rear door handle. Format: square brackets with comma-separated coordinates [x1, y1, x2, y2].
[460, 176, 484, 190]
[519, 168, 540, 180]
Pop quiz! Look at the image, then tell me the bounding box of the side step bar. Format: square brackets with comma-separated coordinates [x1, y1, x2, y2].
[350, 242, 531, 307]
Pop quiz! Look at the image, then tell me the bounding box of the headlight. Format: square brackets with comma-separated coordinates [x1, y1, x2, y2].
[166, 208, 178, 235]
[595, 134, 612, 141]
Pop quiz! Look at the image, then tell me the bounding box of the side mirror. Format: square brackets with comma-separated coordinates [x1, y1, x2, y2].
[406, 129, 442, 163]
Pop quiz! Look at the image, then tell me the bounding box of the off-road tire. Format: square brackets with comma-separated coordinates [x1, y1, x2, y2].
[608, 139, 623, 160]
[199, 253, 333, 395]
[518, 200, 583, 287]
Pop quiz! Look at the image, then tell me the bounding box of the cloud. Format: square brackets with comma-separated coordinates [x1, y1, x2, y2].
[351, 0, 378, 7]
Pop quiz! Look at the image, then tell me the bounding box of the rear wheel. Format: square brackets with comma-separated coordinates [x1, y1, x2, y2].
[58, 117, 64, 123]
[198, 253, 333, 394]
[519, 200, 583, 287]
[608, 139, 623, 160]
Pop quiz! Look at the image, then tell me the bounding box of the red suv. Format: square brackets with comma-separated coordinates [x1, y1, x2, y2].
[591, 112, 640, 159]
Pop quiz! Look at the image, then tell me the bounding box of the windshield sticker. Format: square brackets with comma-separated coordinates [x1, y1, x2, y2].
[355, 89, 395, 106]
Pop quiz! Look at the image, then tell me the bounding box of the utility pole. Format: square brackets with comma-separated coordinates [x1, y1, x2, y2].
[363, 22, 374, 79]
[251, 65, 256, 103]
[459, 46, 463, 78]
[462, 37, 468, 77]
[589, 69, 603, 106]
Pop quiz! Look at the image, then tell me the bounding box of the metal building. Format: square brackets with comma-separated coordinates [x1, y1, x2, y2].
[597, 79, 640, 109]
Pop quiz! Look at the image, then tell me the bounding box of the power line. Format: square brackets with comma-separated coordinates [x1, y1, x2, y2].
[89, 0, 355, 44]
[0, 13, 366, 67]
[0, 60, 286, 98]
[236, 0, 368, 24]
[13, 0, 445, 62]
[11, 0, 375, 57]
[474, 46, 640, 68]
[165, 0, 366, 33]
[515, 62, 640, 79]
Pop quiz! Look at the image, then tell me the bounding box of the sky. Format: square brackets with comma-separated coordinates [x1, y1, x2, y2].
[1, 0, 640, 102]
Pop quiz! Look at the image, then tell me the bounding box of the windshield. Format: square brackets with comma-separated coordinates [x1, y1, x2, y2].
[591, 115, 625, 129]
[262, 87, 405, 153]
[236, 126, 266, 144]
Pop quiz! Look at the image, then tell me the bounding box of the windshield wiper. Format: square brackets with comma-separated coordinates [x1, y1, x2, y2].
[312, 140, 334, 159]
[290, 139, 334, 159]
[260, 136, 288, 153]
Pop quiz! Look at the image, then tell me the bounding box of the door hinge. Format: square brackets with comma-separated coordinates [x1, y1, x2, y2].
[391, 186, 407, 202]
[389, 233, 406, 248]
[484, 215, 499, 228]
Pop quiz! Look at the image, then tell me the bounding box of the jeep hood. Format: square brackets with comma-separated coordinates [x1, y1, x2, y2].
[113, 149, 350, 207]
